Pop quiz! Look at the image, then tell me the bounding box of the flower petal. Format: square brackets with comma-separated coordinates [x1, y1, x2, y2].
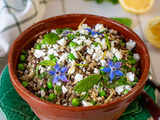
[115, 62, 122, 69]
[52, 76, 59, 84]
[60, 67, 69, 74]
[108, 59, 113, 68]
[47, 70, 56, 76]
[91, 31, 95, 36]
[115, 70, 124, 76]
[60, 74, 69, 82]
[109, 71, 115, 81]
[54, 62, 60, 71]
[102, 67, 111, 73]
[85, 28, 92, 32]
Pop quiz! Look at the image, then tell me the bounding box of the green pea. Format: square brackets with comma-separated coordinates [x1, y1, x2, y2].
[41, 40, 45, 44]
[112, 57, 118, 62]
[69, 42, 77, 48]
[136, 71, 139, 76]
[131, 67, 136, 72]
[22, 81, 28, 87]
[89, 101, 96, 105]
[17, 63, 25, 70]
[47, 81, 53, 89]
[93, 42, 98, 47]
[127, 55, 133, 60]
[22, 50, 28, 55]
[72, 98, 80, 106]
[68, 53, 75, 60]
[49, 54, 55, 60]
[99, 90, 106, 97]
[20, 55, 26, 62]
[67, 34, 75, 40]
[123, 90, 130, 95]
[40, 87, 47, 91]
[36, 44, 41, 50]
[40, 97, 45, 100]
[48, 93, 57, 101]
[100, 66, 105, 74]
[131, 59, 136, 65]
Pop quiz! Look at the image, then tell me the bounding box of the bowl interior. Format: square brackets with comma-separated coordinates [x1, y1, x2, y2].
[8, 14, 150, 110]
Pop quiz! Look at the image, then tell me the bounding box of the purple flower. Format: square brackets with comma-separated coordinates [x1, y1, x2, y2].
[102, 59, 123, 81]
[85, 28, 104, 37]
[47, 63, 69, 84]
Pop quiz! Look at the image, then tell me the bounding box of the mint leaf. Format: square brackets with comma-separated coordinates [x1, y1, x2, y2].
[67, 34, 75, 40]
[111, 18, 132, 28]
[39, 60, 56, 66]
[74, 74, 102, 92]
[80, 92, 89, 100]
[56, 28, 72, 34]
[44, 33, 60, 45]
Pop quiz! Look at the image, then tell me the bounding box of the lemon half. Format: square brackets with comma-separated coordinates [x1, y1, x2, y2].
[119, 0, 155, 14]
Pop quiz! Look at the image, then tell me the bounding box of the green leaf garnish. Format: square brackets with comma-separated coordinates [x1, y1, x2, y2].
[74, 74, 102, 92]
[93, 42, 102, 47]
[111, 18, 132, 28]
[54, 85, 62, 95]
[102, 75, 109, 87]
[104, 33, 111, 50]
[44, 33, 60, 45]
[39, 60, 56, 66]
[76, 64, 89, 66]
[56, 28, 72, 34]
[38, 72, 48, 79]
[36, 65, 39, 77]
[80, 92, 89, 101]
[67, 34, 75, 40]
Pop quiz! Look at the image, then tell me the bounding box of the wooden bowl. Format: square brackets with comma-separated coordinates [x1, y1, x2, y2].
[8, 14, 150, 120]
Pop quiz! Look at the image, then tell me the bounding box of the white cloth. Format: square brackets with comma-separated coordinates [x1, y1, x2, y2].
[0, 0, 47, 58]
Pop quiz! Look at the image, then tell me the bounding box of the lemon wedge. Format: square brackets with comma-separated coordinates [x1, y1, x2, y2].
[145, 16, 160, 49]
[119, 0, 155, 14]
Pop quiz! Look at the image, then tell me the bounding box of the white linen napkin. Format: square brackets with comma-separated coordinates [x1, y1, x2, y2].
[0, 0, 47, 58]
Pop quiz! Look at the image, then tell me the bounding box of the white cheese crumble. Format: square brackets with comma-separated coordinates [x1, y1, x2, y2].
[56, 81, 62, 86]
[57, 38, 66, 46]
[126, 72, 135, 82]
[101, 38, 107, 50]
[41, 90, 45, 97]
[126, 39, 136, 51]
[58, 53, 68, 64]
[48, 48, 58, 56]
[79, 30, 88, 35]
[78, 24, 91, 30]
[94, 68, 100, 74]
[133, 53, 140, 62]
[74, 74, 83, 82]
[82, 100, 93, 107]
[62, 85, 68, 94]
[115, 50, 122, 60]
[51, 29, 57, 34]
[43, 56, 50, 60]
[87, 48, 93, 55]
[95, 24, 106, 32]
[100, 60, 107, 66]
[124, 85, 132, 91]
[104, 51, 113, 60]
[34, 50, 45, 58]
[68, 67, 75, 74]
[115, 85, 124, 95]
[85, 39, 92, 45]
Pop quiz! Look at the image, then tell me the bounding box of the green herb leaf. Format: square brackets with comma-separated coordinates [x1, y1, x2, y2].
[54, 85, 62, 95]
[36, 65, 39, 77]
[39, 60, 56, 66]
[38, 72, 48, 79]
[76, 64, 89, 66]
[44, 33, 60, 45]
[56, 28, 72, 34]
[111, 18, 132, 28]
[80, 92, 90, 101]
[102, 75, 109, 87]
[74, 74, 102, 92]
[104, 33, 111, 50]
[93, 42, 102, 47]
[67, 34, 75, 40]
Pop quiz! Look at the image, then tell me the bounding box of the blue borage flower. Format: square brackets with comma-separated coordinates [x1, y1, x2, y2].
[102, 59, 124, 81]
[47, 62, 69, 84]
[84, 28, 104, 37]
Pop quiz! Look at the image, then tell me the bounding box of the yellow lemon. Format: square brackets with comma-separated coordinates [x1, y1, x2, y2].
[119, 0, 155, 14]
[145, 16, 160, 49]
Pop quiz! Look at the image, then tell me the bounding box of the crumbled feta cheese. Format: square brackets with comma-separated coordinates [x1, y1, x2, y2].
[100, 60, 107, 66]
[51, 29, 57, 34]
[74, 46, 83, 51]
[62, 85, 68, 94]
[126, 39, 136, 51]
[104, 51, 113, 60]
[40, 67, 46, 74]
[68, 67, 75, 74]
[101, 38, 107, 50]
[57, 38, 66, 46]
[95, 38, 101, 43]
[115, 50, 122, 60]
[126, 72, 135, 82]
[97, 97, 102, 101]
[85, 39, 92, 45]
[48, 48, 58, 56]
[47, 66, 52, 70]
[133, 53, 140, 62]
[95, 24, 105, 31]
[115, 85, 124, 95]
[58, 53, 68, 63]
[41, 44, 47, 49]
[87, 48, 93, 55]
[52, 44, 59, 50]
[79, 36, 86, 40]
[78, 24, 91, 30]
[74, 74, 83, 82]
[41, 90, 45, 97]
[81, 92, 86, 95]
[56, 81, 62, 86]
[79, 30, 88, 35]
[82, 100, 93, 107]
[44, 56, 50, 60]
[70, 49, 78, 59]
[93, 34, 98, 38]
[34, 50, 45, 58]
[112, 48, 118, 54]
[125, 85, 132, 91]
[94, 68, 100, 74]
